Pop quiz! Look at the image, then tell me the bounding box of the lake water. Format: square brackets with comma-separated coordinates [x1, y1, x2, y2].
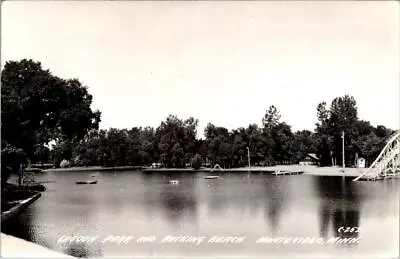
[2, 170, 399, 258]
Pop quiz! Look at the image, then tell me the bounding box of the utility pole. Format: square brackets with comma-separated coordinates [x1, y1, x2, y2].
[341, 131, 345, 172]
[247, 147, 251, 169]
[18, 163, 23, 186]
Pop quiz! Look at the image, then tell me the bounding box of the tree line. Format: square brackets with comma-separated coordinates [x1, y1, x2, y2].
[1, 59, 100, 186]
[52, 99, 394, 169]
[1, 59, 396, 183]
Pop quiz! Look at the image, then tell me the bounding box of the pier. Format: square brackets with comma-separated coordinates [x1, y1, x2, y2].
[272, 170, 304, 176]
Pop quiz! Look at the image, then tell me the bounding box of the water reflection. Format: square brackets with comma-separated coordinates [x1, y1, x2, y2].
[159, 174, 198, 224]
[2, 206, 36, 242]
[63, 240, 103, 258]
[315, 176, 361, 241]
[3, 171, 398, 257]
[205, 177, 229, 215]
[2, 205, 53, 252]
[262, 176, 289, 234]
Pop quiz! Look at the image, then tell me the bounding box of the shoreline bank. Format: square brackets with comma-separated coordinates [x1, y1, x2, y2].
[43, 165, 367, 177]
[43, 165, 144, 173]
[1, 191, 42, 223]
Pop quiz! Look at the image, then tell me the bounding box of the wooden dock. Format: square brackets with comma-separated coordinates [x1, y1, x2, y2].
[357, 176, 384, 181]
[142, 168, 275, 173]
[272, 170, 304, 176]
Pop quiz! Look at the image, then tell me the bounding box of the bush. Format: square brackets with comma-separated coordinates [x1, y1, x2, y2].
[1, 146, 25, 187]
[191, 154, 203, 169]
[60, 159, 71, 168]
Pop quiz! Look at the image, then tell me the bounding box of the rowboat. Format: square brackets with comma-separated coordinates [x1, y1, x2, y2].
[75, 180, 98, 185]
[204, 175, 220, 179]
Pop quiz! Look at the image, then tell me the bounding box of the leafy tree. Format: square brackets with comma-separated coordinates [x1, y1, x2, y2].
[125, 127, 142, 166]
[315, 101, 333, 166]
[139, 127, 158, 165]
[270, 122, 295, 163]
[204, 123, 231, 167]
[74, 129, 103, 166]
[231, 128, 247, 167]
[171, 143, 185, 168]
[1, 146, 24, 187]
[292, 130, 318, 163]
[375, 125, 393, 138]
[245, 124, 264, 165]
[314, 95, 395, 167]
[261, 105, 298, 165]
[33, 145, 51, 164]
[51, 139, 76, 167]
[316, 135, 333, 166]
[191, 154, 203, 169]
[327, 95, 359, 166]
[156, 115, 198, 168]
[260, 127, 275, 165]
[1, 59, 101, 173]
[262, 105, 281, 128]
[316, 102, 329, 123]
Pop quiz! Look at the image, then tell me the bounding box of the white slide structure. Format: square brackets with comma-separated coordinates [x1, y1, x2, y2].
[353, 131, 400, 181]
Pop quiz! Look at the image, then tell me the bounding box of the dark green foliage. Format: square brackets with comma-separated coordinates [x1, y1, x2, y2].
[262, 105, 281, 128]
[3, 59, 393, 170]
[70, 115, 199, 168]
[191, 154, 203, 169]
[155, 115, 198, 168]
[1, 146, 24, 187]
[67, 99, 393, 169]
[61, 99, 394, 169]
[1, 59, 101, 174]
[314, 95, 394, 167]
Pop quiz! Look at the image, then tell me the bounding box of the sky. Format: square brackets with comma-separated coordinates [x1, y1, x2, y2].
[1, 1, 399, 138]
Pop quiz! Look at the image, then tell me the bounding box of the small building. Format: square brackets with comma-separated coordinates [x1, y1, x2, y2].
[151, 162, 162, 168]
[357, 158, 366, 168]
[299, 153, 320, 166]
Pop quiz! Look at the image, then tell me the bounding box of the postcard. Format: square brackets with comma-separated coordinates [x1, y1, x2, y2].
[1, 1, 399, 258]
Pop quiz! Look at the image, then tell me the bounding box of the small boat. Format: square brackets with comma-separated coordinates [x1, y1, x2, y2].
[169, 180, 179, 184]
[272, 170, 304, 176]
[204, 175, 220, 179]
[89, 173, 99, 177]
[75, 180, 98, 185]
[272, 170, 287, 175]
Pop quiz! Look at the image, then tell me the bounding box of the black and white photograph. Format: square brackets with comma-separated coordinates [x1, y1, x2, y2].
[1, 1, 399, 258]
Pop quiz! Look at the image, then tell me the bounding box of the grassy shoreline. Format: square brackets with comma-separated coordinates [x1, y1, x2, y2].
[43, 165, 144, 172]
[43, 165, 366, 177]
[1, 186, 42, 223]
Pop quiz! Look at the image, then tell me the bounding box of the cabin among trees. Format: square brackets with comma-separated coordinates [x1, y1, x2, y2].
[299, 153, 320, 166]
